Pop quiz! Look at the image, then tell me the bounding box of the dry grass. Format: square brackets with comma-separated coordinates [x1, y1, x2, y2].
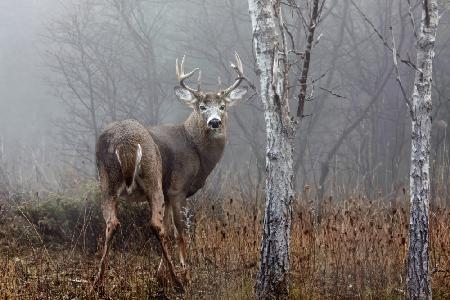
[0, 191, 449, 299]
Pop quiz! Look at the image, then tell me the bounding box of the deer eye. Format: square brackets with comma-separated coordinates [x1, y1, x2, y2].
[220, 105, 225, 110]
[199, 105, 207, 111]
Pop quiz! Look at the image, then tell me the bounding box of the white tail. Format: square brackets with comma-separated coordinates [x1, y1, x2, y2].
[128, 144, 142, 194]
[115, 143, 143, 195]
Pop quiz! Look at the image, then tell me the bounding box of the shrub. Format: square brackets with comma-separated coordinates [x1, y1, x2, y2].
[16, 182, 157, 252]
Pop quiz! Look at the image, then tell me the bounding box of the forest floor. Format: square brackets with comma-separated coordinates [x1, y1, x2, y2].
[0, 187, 449, 299]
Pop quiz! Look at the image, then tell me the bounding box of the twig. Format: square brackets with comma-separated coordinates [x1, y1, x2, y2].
[243, 91, 259, 104]
[319, 87, 347, 99]
[407, 0, 418, 39]
[297, 0, 321, 118]
[350, 0, 419, 71]
[390, 26, 414, 119]
[15, 204, 56, 270]
[311, 72, 327, 84]
[243, 76, 257, 92]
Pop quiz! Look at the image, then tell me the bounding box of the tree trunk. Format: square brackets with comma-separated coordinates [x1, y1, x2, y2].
[248, 1, 294, 298]
[407, 1, 438, 299]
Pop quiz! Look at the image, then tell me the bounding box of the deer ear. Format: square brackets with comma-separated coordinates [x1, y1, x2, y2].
[174, 86, 197, 106]
[226, 87, 248, 106]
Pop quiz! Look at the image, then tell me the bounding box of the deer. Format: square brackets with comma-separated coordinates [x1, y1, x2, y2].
[93, 53, 247, 292]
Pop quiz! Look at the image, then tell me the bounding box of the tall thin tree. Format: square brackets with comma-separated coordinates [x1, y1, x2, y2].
[248, 1, 293, 297]
[349, 0, 439, 295]
[248, 0, 322, 297]
[406, 0, 438, 298]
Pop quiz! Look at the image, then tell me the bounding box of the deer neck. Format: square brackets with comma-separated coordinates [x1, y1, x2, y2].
[184, 112, 226, 162]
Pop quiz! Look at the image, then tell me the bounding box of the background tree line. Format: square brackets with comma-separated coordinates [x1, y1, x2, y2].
[1, 0, 443, 204]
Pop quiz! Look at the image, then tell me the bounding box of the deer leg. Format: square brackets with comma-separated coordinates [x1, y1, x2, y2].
[170, 194, 190, 285]
[93, 196, 119, 288]
[149, 190, 184, 292]
[156, 203, 173, 279]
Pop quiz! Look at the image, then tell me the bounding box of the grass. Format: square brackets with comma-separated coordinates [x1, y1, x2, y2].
[0, 184, 449, 299]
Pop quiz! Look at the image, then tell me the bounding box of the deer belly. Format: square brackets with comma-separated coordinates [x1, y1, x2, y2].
[187, 180, 206, 197]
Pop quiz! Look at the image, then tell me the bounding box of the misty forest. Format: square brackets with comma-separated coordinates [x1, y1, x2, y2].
[0, 0, 449, 299]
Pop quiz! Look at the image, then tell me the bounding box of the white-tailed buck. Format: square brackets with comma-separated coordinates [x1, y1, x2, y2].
[93, 53, 247, 291]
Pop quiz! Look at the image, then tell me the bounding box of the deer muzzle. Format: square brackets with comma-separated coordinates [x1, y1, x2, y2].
[207, 117, 222, 129]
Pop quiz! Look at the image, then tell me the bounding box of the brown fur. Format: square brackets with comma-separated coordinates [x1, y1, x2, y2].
[92, 106, 229, 292]
[93, 120, 184, 291]
[93, 54, 247, 293]
[150, 109, 227, 198]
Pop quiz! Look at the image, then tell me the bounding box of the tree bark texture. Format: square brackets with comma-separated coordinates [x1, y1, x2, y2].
[248, 1, 294, 299]
[407, 1, 438, 299]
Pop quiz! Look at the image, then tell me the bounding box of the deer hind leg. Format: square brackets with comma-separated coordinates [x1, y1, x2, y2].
[148, 189, 184, 292]
[171, 196, 189, 278]
[93, 195, 120, 289]
[156, 203, 173, 280]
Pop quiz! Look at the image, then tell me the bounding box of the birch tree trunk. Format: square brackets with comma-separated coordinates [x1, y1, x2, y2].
[407, 1, 438, 298]
[248, 1, 294, 298]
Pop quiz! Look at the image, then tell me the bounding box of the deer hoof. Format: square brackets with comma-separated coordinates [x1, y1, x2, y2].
[174, 279, 185, 294]
[90, 277, 105, 295]
[179, 268, 191, 285]
[156, 270, 169, 288]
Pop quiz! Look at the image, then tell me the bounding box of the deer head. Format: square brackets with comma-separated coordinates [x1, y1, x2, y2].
[174, 53, 247, 137]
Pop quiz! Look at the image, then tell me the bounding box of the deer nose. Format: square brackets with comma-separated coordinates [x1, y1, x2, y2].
[208, 118, 222, 129]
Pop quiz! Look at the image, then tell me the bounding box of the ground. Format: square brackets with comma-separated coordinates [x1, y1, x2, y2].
[0, 189, 449, 299]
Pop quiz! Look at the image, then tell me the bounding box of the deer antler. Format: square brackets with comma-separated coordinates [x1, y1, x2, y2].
[176, 55, 201, 94]
[221, 52, 244, 95]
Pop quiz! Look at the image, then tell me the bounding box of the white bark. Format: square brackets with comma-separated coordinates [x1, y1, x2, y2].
[248, 1, 294, 298]
[407, 1, 438, 299]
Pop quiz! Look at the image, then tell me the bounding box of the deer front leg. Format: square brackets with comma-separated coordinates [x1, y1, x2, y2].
[157, 193, 190, 285]
[149, 190, 184, 292]
[93, 196, 120, 289]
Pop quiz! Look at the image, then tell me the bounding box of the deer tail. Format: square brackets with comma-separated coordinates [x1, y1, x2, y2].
[115, 143, 142, 194]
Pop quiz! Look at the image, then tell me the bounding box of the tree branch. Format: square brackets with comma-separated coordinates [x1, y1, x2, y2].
[350, 0, 419, 71]
[297, 0, 321, 118]
[390, 26, 414, 119]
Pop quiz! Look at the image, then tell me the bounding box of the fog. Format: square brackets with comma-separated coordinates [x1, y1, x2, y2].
[0, 0, 55, 138]
[0, 0, 449, 203]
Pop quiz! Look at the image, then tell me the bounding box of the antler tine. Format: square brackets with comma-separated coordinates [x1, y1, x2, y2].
[180, 55, 185, 76]
[222, 52, 245, 95]
[176, 55, 201, 94]
[176, 57, 180, 79]
[234, 51, 243, 74]
[197, 70, 202, 91]
[218, 76, 222, 90]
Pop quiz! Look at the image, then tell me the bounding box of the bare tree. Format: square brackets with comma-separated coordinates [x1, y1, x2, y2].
[349, 2, 439, 295]
[316, 65, 393, 219]
[248, 1, 293, 297]
[44, 0, 171, 176]
[248, 0, 324, 297]
[404, 0, 438, 298]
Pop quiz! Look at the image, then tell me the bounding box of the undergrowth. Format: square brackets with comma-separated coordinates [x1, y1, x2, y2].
[0, 182, 449, 299]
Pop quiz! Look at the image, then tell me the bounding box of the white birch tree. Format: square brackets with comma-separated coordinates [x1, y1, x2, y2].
[349, 0, 439, 296]
[406, 0, 439, 298]
[248, 2, 293, 297]
[248, 0, 322, 297]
